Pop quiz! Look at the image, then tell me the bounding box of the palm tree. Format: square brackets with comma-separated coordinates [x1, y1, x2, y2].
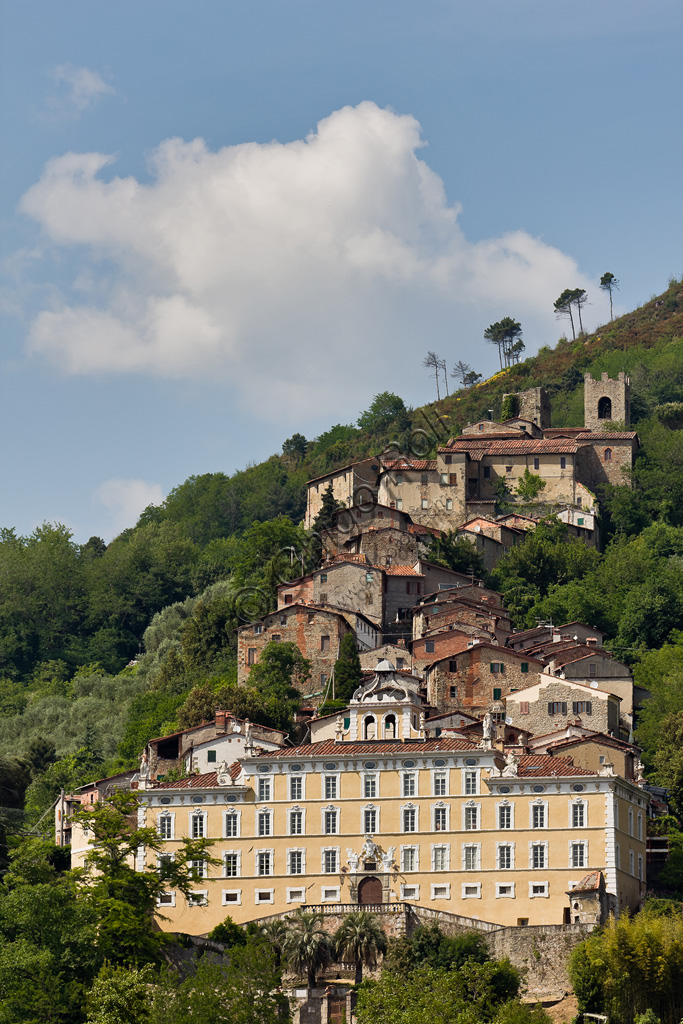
[284, 909, 334, 991]
[334, 911, 387, 985]
[259, 918, 289, 969]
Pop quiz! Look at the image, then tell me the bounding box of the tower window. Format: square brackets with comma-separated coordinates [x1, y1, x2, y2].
[598, 396, 612, 419]
[604, 448, 612, 462]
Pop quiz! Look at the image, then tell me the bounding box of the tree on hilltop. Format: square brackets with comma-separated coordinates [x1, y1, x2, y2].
[423, 352, 444, 401]
[600, 272, 619, 320]
[483, 318, 523, 369]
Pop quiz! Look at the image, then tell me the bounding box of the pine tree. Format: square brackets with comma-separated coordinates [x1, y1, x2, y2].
[307, 484, 344, 570]
[334, 631, 363, 702]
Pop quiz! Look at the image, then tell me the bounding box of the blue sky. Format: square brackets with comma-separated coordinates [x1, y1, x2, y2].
[1, 0, 681, 541]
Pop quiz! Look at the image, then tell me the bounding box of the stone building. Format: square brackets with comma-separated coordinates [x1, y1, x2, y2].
[423, 642, 546, 715]
[237, 603, 380, 692]
[501, 387, 552, 429]
[305, 458, 380, 528]
[320, 503, 435, 566]
[412, 585, 512, 643]
[505, 678, 623, 739]
[584, 371, 630, 429]
[506, 622, 606, 653]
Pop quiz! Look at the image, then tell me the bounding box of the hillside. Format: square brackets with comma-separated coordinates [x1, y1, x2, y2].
[3, 275, 683, 836]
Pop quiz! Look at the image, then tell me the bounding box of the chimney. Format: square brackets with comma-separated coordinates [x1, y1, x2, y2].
[215, 710, 227, 732]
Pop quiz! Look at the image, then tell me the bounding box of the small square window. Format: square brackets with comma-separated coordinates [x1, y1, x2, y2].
[425, 641, 435, 653]
[483, 466, 491, 479]
[450, 685, 458, 697]
[207, 750, 217, 763]
[320, 573, 328, 583]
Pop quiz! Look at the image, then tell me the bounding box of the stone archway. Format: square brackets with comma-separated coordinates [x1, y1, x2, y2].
[598, 396, 612, 419]
[358, 876, 383, 905]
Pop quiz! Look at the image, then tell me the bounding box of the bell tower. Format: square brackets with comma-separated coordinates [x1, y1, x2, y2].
[584, 372, 630, 429]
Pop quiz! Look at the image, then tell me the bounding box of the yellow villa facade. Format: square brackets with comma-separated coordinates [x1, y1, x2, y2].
[115, 670, 648, 936]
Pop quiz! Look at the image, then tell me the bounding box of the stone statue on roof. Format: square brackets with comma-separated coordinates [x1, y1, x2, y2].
[216, 761, 232, 786]
[502, 752, 519, 777]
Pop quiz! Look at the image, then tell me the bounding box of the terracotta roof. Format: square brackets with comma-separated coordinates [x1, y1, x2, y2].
[549, 646, 619, 668]
[445, 438, 587, 456]
[154, 763, 242, 788]
[381, 459, 438, 471]
[546, 731, 640, 755]
[517, 755, 593, 777]
[575, 431, 639, 440]
[383, 565, 425, 576]
[569, 870, 603, 892]
[256, 738, 478, 757]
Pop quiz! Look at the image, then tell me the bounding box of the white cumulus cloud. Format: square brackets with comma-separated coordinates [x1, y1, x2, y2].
[19, 102, 605, 419]
[46, 64, 114, 118]
[94, 478, 164, 539]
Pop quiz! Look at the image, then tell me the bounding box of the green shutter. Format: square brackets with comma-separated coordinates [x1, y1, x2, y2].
[493, 688, 502, 701]
[521, 662, 529, 673]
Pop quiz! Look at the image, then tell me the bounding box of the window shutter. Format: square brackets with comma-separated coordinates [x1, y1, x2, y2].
[521, 662, 529, 673]
[490, 663, 495, 672]
[520, 701, 529, 715]
[586, 702, 592, 716]
[547, 702, 553, 715]
[562, 702, 567, 715]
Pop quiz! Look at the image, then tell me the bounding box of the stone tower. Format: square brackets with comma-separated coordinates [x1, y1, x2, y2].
[501, 387, 551, 429]
[584, 372, 630, 429]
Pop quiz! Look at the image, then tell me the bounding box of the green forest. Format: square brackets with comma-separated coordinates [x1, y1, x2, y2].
[1, 278, 683, 1021]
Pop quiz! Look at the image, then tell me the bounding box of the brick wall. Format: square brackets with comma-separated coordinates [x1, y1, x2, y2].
[237, 606, 351, 695]
[425, 646, 544, 714]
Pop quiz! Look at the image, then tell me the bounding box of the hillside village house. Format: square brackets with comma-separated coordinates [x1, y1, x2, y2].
[66, 665, 647, 935]
[304, 376, 639, 535]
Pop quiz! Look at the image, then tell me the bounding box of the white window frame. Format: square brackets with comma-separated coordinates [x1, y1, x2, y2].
[432, 770, 449, 797]
[322, 805, 339, 835]
[401, 771, 418, 798]
[432, 801, 450, 832]
[255, 849, 274, 877]
[401, 883, 420, 900]
[321, 885, 341, 903]
[288, 805, 306, 836]
[287, 847, 306, 876]
[321, 846, 341, 874]
[431, 843, 450, 871]
[529, 881, 549, 898]
[362, 804, 379, 835]
[157, 891, 176, 907]
[462, 801, 481, 831]
[222, 850, 241, 878]
[400, 844, 419, 872]
[431, 883, 450, 900]
[257, 778, 272, 803]
[462, 768, 480, 796]
[570, 799, 586, 828]
[401, 803, 419, 833]
[496, 882, 515, 898]
[362, 772, 379, 800]
[530, 799, 549, 830]
[187, 890, 208, 907]
[569, 840, 588, 870]
[289, 775, 305, 801]
[496, 841, 515, 870]
[461, 882, 482, 899]
[254, 888, 275, 905]
[157, 811, 175, 840]
[224, 808, 241, 839]
[191, 858, 207, 879]
[497, 800, 514, 830]
[222, 889, 242, 906]
[286, 887, 306, 903]
[189, 810, 207, 839]
[322, 773, 340, 801]
[461, 843, 481, 871]
[529, 840, 549, 870]
[256, 807, 273, 838]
